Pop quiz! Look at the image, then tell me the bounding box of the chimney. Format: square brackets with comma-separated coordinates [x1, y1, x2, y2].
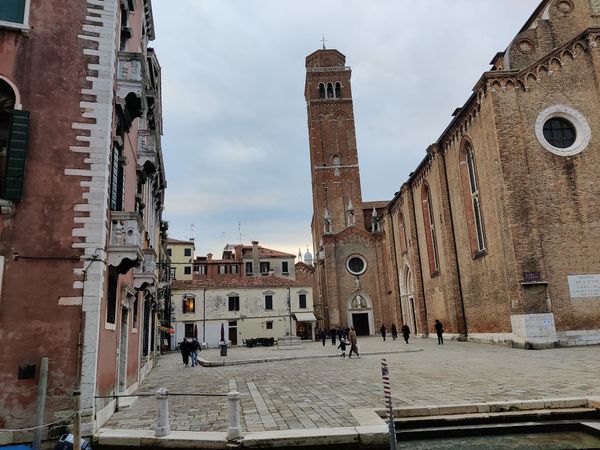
[252, 240, 259, 277]
[207, 253, 213, 261]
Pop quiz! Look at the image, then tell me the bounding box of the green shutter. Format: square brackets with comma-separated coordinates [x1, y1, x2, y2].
[0, 0, 26, 24]
[3, 110, 30, 201]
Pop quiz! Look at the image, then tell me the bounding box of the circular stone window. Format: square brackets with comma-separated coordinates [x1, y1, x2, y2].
[535, 105, 591, 156]
[517, 39, 534, 54]
[556, 0, 574, 14]
[346, 255, 366, 276]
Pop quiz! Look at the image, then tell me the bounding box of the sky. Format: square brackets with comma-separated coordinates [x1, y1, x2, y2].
[151, 0, 541, 258]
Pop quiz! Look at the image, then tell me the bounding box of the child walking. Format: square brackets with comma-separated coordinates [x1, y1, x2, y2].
[337, 338, 348, 358]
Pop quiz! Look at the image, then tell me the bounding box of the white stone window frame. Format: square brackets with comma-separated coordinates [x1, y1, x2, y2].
[535, 105, 591, 157]
[346, 254, 367, 276]
[0, 0, 31, 33]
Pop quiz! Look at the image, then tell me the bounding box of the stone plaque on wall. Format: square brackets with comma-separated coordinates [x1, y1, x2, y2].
[568, 274, 600, 298]
[592, 0, 600, 13]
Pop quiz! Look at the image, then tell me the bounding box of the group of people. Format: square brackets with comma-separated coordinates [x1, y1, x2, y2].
[178, 337, 202, 367]
[318, 326, 353, 347]
[379, 323, 412, 344]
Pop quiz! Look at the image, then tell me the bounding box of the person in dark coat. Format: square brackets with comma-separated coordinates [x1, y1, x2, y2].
[391, 323, 398, 341]
[331, 327, 337, 346]
[179, 338, 191, 366]
[348, 327, 360, 358]
[320, 329, 326, 346]
[380, 324, 387, 341]
[337, 338, 348, 358]
[434, 319, 444, 344]
[191, 338, 201, 366]
[401, 324, 411, 344]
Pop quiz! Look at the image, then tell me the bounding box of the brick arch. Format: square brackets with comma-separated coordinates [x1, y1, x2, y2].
[0, 75, 22, 109]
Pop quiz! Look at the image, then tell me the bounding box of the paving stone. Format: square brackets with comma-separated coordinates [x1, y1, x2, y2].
[102, 337, 600, 432]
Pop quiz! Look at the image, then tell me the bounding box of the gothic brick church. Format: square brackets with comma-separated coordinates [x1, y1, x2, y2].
[305, 0, 600, 348]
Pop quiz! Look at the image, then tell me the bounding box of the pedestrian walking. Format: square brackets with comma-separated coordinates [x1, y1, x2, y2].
[380, 323, 387, 341]
[320, 328, 326, 346]
[331, 327, 337, 346]
[391, 323, 398, 341]
[179, 338, 191, 366]
[401, 324, 410, 344]
[434, 319, 444, 345]
[337, 338, 348, 358]
[190, 338, 201, 366]
[348, 326, 360, 358]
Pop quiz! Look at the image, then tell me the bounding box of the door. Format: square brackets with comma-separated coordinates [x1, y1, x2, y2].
[352, 313, 370, 336]
[229, 321, 238, 345]
[118, 307, 129, 392]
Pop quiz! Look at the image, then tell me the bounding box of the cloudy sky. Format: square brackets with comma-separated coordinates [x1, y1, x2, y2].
[151, 0, 540, 258]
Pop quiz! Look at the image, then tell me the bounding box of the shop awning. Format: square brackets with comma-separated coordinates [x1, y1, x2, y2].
[293, 312, 317, 322]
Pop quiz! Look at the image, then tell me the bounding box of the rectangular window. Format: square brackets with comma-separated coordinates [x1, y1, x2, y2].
[266, 321, 273, 330]
[167, 248, 172, 256]
[299, 294, 307, 309]
[231, 265, 238, 274]
[110, 147, 125, 211]
[184, 266, 191, 275]
[265, 295, 273, 310]
[182, 297, 195, 314]
[282, 261, 289, 274]
[184, 323, 194, 338]
[218, 265, 227, 274]
[228, 296, 240, 311]
[245, 262, 253, 275]
[132, 298, 138, 329]
[184, 248, 192, 257]
[198, 265, 207, 274]
[260, 262, 270, 274]
[106, 271, 118, 325]
[0, 0, 29, 27]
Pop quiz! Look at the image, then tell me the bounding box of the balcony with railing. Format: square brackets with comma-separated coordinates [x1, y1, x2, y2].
[137, 130, 157, 170]
[108, 211, 144, 274]
[134, 247, 158, 290]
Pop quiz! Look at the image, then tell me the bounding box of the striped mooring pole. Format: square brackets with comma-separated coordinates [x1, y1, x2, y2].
[381, 359, 398, 450]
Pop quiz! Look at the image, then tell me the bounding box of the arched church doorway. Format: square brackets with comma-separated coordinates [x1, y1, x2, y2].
[401, 266, 418, 334]
[347, 293, 373, 336]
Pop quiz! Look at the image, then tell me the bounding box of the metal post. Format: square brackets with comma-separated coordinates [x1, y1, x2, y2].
[155, 388, 170, 437]
[227, 390, 241, 440]
[381, 359, 398, 450]
[72, 390, 81, 450]
[32, 357, 48, 450]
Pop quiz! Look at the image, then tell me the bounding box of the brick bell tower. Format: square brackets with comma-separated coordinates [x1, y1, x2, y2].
[305, 49, 364, 241]
[305, 48, 379, 333]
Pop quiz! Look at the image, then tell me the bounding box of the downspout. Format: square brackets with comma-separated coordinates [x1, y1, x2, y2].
[203, 288, 206, 344]
[440, 149, 468, 339]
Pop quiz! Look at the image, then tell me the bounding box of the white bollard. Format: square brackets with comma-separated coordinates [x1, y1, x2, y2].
[155, 388, 170, 437]
[227, 390, 242, 440]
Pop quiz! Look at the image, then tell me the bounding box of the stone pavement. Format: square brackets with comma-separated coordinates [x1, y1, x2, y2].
[103, 337, 600, 434]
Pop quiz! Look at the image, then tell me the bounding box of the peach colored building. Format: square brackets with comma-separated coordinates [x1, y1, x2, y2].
[0, 0, 167, 445]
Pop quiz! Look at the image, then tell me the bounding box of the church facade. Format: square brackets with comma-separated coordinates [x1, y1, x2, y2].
[306, 0, 600, 348]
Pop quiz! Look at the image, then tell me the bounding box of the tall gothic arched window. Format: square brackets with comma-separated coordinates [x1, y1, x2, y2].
[460, 141, 486, 256]
[318, 83, 325, 99]
[398, 213, 408, 254]
[335, 82, 341, 98]
[326, 82, 334, 99]
[421, 183, 440, 274]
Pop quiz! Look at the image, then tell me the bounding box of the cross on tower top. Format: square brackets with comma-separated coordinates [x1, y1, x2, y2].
[321, 34, 327, 50]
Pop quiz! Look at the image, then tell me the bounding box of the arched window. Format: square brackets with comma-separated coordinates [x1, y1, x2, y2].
[421, 183, 440, 274]
[460, 141, 486, 255]
[326, 82, 334, 99]
[335, 82, 342, 98]
[318, 83, 325, 99]
[398, 213, 407, 254]
[332, 155, 340, 166]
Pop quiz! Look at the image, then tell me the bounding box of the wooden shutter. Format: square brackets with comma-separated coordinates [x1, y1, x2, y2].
[3, 110, 30, 201]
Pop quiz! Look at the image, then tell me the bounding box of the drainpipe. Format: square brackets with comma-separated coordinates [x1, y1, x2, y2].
[440, 149, 468, 339]
[203, 288, 207, 344]
[288, 287, 292, 336]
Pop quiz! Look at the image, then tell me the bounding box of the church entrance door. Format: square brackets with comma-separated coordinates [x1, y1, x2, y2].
[352, 313, 370, 336]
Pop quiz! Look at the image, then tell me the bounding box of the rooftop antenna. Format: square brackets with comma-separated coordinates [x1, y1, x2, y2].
[220, 231, 226, 249]
[238, 220, 242, 245]
[321, 34, 327, 50]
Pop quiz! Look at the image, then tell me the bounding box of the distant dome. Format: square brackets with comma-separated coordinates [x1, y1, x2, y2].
[303, 250, 313, 264]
